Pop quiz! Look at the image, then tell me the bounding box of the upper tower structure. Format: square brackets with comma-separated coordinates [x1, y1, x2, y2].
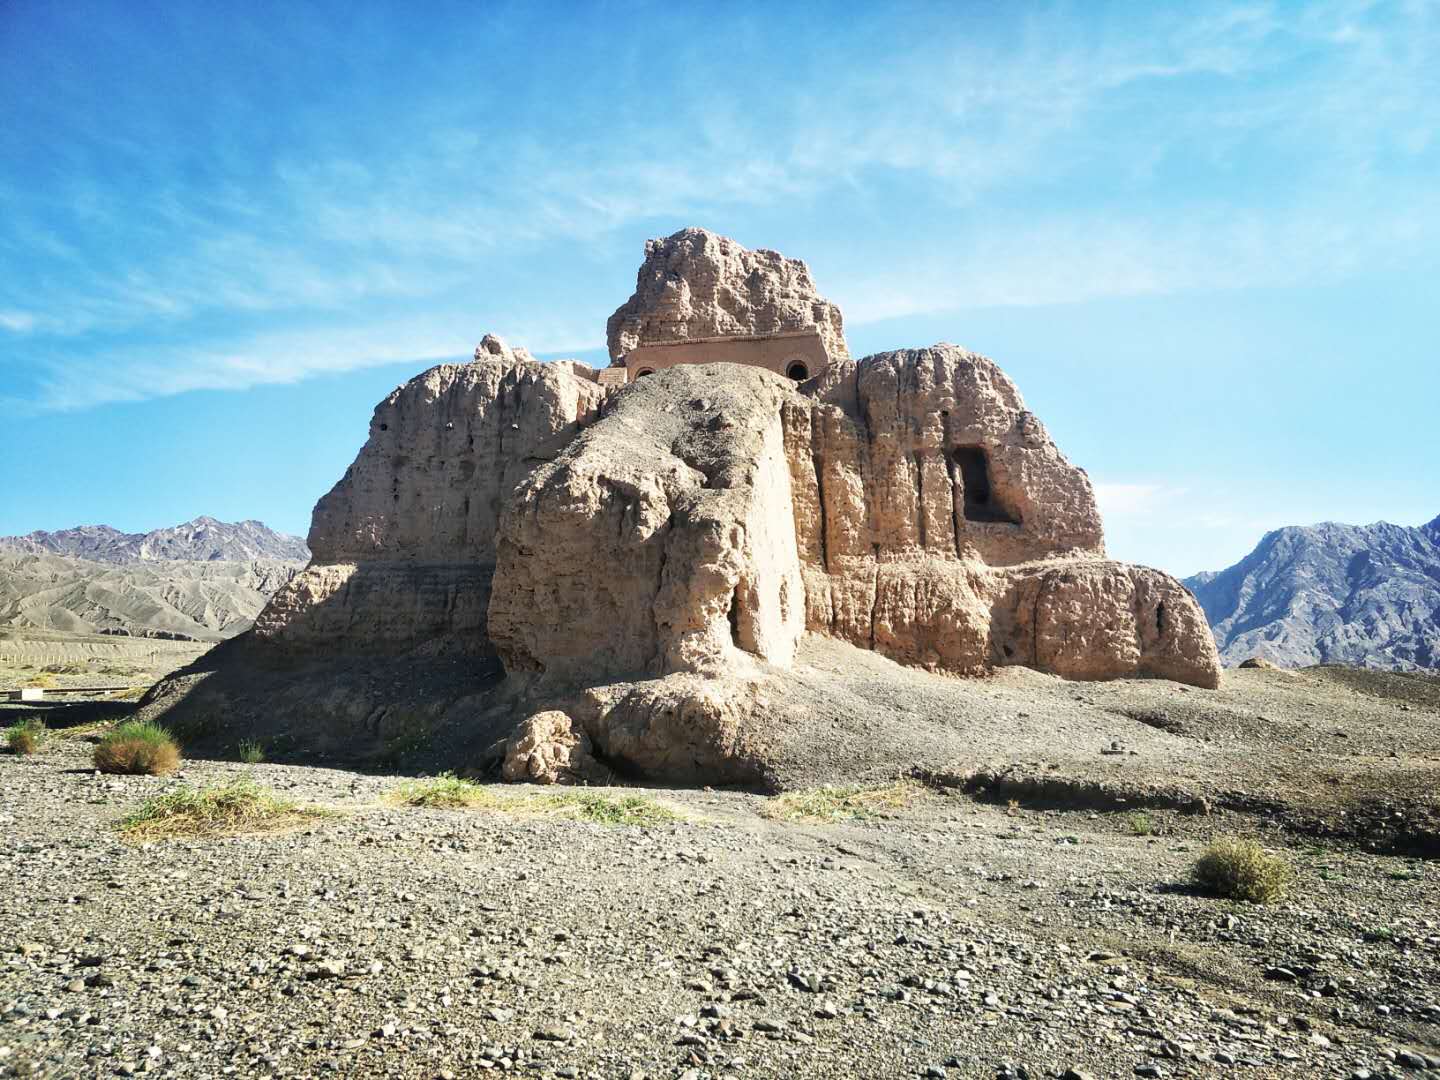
[605, 228, 849, 384]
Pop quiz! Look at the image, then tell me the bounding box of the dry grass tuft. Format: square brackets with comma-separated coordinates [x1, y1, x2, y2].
[120, 777, 327, 840]
[1193, 837, 1294, 904]
[5, 718, 46, 755]
[390, 774, 679, 826]
[761, 780, 925, 823]
[94, 720, 181, 776]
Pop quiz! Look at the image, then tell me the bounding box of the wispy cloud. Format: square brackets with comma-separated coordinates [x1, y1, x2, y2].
[1093, 483, 1179, 518]
[0, 311, 37, 333]
[2, 0, 1436, 408]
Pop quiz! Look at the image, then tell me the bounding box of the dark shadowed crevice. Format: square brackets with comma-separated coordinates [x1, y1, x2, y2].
[914, 450, 927, 549]
[728, 587, 742, 648]
[952, 446, 1020, 524]
[809, 410, 830, 574]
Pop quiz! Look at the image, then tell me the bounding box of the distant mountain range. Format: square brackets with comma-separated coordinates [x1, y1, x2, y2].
[1184, 514, 1440, 670]
[0, 518, 308, 642]
[0, 516, 309, 564]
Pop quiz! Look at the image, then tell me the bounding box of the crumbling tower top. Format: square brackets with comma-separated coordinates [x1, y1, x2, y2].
[604, 228, 849, 384]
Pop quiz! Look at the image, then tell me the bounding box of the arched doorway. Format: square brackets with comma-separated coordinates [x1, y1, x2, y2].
[786, 361, 809, 381]
[634, 368, 655, 378]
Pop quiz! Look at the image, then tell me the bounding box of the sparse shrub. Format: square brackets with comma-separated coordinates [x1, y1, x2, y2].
[94, 720, 181, 776]
[1128, 812, 1155, 836]
[121, 777, 322, 839]
[6, 718, 46, 755]
[390, 774, 679, 825]
[23, 673, 57, 689]
[41, 662, 86, 675]
[237, 739, 265, 764]
[392, 772, 492, 809]
[762, 781, 924, 823]
[548, 791, 678, 826]
[1192, 837, 1293, 904]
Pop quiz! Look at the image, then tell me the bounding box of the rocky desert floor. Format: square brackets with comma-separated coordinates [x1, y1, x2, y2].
[3, 668, 1439, 1080]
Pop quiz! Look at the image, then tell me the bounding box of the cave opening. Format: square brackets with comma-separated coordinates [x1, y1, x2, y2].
[953, 446, 1020, 524]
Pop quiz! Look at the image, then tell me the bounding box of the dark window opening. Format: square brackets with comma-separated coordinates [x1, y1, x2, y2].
[786, 362, 809, 381]
[1155, 600, 1167, 635]
[953, 446, 1020, 524]
[634, 368, 655, 378]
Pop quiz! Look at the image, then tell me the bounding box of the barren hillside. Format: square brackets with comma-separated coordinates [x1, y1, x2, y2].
[0, 552, 301, 642]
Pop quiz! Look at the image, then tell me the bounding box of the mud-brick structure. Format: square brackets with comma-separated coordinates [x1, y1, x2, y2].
[603, 228, 849, 385]
[141, 225, 1221, 789]
[620, 328, 832, 384]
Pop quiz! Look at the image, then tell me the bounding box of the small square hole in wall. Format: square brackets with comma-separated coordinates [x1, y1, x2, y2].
[953, 446, 1019, 524]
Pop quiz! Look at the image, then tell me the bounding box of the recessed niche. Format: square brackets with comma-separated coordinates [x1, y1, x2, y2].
[952, 446, 1020, 524]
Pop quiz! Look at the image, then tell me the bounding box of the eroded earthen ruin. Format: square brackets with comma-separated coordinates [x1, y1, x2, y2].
[145, 227, 1220, 786]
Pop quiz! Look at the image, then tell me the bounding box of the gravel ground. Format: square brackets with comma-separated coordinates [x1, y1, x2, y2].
[3, 734, 1438, 1079]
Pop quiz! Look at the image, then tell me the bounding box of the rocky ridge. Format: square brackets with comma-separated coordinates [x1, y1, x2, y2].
[0, 517, 310, 565]
[1185, 516, 1440, 669]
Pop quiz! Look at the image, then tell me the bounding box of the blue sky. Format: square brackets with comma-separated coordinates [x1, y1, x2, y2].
[2, 0, 1436, 575]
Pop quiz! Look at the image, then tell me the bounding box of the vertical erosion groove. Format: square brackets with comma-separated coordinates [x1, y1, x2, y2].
[915, 449, 927, 551]
[944, 449, 963, 559]
[810, 408, 830, 574]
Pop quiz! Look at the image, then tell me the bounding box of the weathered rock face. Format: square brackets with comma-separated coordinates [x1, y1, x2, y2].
[254, 357, 605, 652]
[606, 228, 850, 364]
[490, 365, 805, 688]
[147, 230, 1221, 787]
[772, 345, 1215, 684]
[501, 711, 605, 785]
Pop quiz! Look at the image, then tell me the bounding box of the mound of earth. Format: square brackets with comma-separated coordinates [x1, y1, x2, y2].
[140, 230, 1223, 788]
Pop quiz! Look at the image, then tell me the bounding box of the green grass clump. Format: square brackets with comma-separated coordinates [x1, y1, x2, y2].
[1128, 811, 1155, 837]
[6, 718, 46, 755]
[389, 774, 678, 826]
[543, 790, 679, 826]
[1192, 837, 1294, 904]
[761, 780, 925, 823]
[120, 777, 322, 840]
[94, 720, 181, 776]
[392, 773, 496, 809]
[237, 739, 265, 764]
